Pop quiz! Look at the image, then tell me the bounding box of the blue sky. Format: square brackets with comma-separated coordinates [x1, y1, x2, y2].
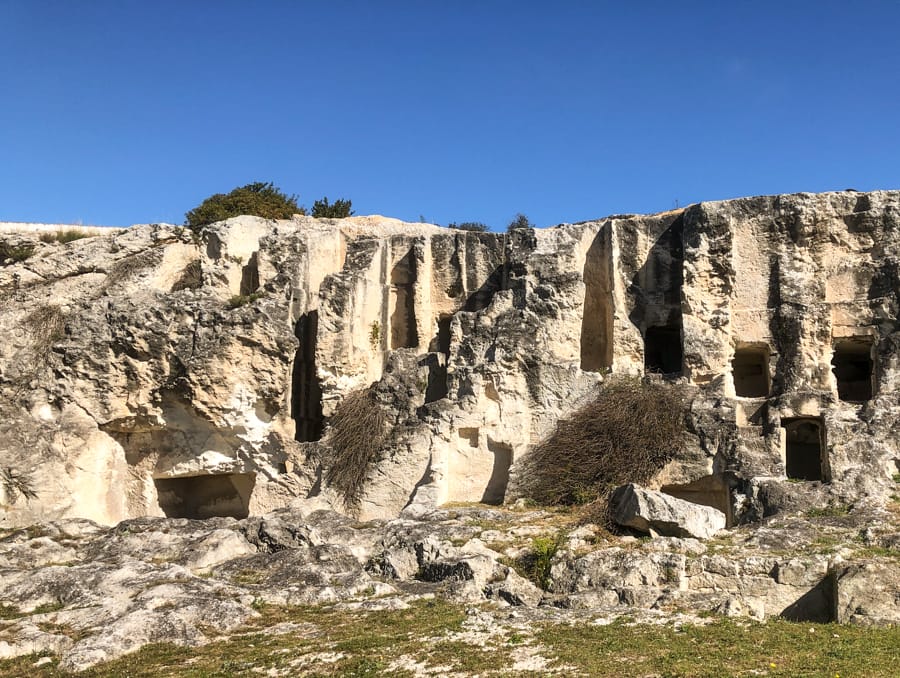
[1, 2, 899, 229]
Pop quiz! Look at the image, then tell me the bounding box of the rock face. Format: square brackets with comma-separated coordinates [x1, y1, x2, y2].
[610, 484, 726, 539]
[1, 191, 899, 528]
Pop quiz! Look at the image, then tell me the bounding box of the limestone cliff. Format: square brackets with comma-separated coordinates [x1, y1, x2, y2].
[1, 191, 899, 528]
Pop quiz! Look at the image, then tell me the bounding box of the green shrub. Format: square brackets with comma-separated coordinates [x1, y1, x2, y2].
[0, 242, 35, 264]
[518, 378, 686, 509]
[324, 389, 389, 507]
[508, 533, 564, 590]
[185, 182, 305, 232]
[506, 213, 534, 232]
[448, 222, 489, 232]
[311, 197, 354, 218]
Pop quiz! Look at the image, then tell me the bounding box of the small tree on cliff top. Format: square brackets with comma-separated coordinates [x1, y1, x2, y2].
[185, 182, 305, 232]
[311, 197, 354, 218]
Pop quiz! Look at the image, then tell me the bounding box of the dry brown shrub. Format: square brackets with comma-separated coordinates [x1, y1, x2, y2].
[170, 260, 202, 291]
[518, 377, 686, 508]
[104, 248, 163, 288]
[23, 305, 66, 352]
[324, 388, 389, 507]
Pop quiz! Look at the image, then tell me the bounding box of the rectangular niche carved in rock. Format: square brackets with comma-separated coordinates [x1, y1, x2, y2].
[154, 473, 256, 519]
[832, 339, 874, 402]
[733, 344, 770, 398]
[644, 325, 683, 375]
[292, 311, 324, 442]
[481, 440, 512, 505]
[390, 249, 419, 349]
[783, 418, 827, 482]
[425, 315, 452, 403]
[580, 228, 613, 372]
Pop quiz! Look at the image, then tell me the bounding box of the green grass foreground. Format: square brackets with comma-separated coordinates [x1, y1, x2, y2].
[1, 599, 898, 677]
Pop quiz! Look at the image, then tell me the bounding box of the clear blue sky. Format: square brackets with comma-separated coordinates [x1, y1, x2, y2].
[2, 2, 899, 229]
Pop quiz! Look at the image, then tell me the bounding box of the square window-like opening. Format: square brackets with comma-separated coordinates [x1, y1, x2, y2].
[733, 345, 769, 398]
[783, 418, 826, 482]
[154, 473, 255, 519]
[644, 326, 682, 375]
[832, 339, 874, 402]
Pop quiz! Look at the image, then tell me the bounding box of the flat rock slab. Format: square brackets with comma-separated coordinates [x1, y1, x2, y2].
[610, 484, 726, 539]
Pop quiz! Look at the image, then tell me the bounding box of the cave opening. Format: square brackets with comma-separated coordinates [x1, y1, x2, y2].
[644, 325, 683, 375]
[390, 250, 418, 349]
[733, 344, 770, 398]
[292, 311, 324, 442]
[154, 473, 255, 519]
[783, 418, 826, 482]
[832, 339, 874, 402]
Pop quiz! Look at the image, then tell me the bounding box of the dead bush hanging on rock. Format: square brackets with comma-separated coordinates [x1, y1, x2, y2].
[518, 378, 686, 508]
[324, 388, 389, 507]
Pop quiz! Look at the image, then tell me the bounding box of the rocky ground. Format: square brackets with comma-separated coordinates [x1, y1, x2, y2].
[1, 493, 898, 675]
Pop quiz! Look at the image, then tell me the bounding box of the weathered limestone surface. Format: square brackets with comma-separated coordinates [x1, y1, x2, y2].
[0, 504, 896, 670]
[3, 191, 899, 528]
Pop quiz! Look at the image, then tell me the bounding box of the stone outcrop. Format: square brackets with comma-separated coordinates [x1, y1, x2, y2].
[610, 484, 726, 539]
[0, 503, 896, 670]
[2, 190, 899, 528]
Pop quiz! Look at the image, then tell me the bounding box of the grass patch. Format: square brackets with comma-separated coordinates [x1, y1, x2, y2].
[3, 602, 900, 677]
[806, 504, 852, 518]
[38, 229, 91, 244]
[538, 616, 900, 677]
[0, 599, 469, 677]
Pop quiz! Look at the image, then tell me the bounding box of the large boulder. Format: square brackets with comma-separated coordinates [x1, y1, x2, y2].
[610, 484, 726, 539]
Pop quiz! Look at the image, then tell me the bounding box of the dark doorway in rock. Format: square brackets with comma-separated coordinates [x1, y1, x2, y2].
[390, 250, 418, 349]
[580, 227, 614, 372]
[783, 418, 826, 482]
[292, 311, 324, 442]
[481, 440, 512, 505]
[644, 325, 682, 375]
[832, 339, 874, 402]
[154, 473, 255, 519]
[733, 344, 770, 398]
[239, 252, 260, 295]
[425, 315, 452, 403]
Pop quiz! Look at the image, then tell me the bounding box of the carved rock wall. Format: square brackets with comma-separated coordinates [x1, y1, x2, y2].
[1, 191, 898, 527]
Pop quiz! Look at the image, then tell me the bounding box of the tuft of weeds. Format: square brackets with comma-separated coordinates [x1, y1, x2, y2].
[38, 228, 91, 244]
[0, 242, 35, 264]
[170, 260, 202, 292]
[507, 533, 565, 590]
[0, 466, 37, 504]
